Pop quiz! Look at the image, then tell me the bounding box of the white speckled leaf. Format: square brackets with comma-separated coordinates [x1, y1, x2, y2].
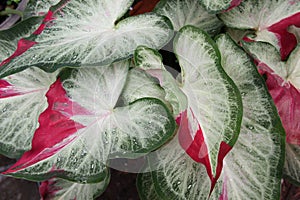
[134, 46, 188, 117]
[137, 171, 161, 200]
[284, 143, 300, 185]
[0, 0, 173, 78]
[154, 0, 222, 34]
[214, 34, 285, 199]
[23, 0, 60, 19]
[4, 60, 175, 183]
[174, 26, 242, 181]
[219, 0, 300, 59]
[0, 16, 43, 62]
[40, 173, 110, 200]
[0, 67, 58, 158]
[200, 0, 242, 12]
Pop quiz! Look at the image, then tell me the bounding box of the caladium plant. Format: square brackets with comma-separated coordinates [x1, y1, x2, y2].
[0, 0, 300, 199]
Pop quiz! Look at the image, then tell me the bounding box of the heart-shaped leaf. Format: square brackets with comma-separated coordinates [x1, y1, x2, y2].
[213, 34, 285, 200]
[284, 143, 300, 185]
[200, 0, 242, 13]
[0, 0, 173, 78]
[0, 67, 58, 158]
[0, 16, 43, 62]
[134, 46, 188, 117]
[220, 0, 300, 60]
[242, 41, 300, 145]
[40, 172, 110, 200]
[3, 60, 175, 183]
[154, 0, 223, 35]
[174, 26, 242, 188]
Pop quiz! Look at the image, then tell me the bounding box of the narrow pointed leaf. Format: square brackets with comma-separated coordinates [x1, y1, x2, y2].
[0, 67, 58, 158]
[40, 173, 110, 200]
[134, 46, 188, 117]
[0, 0, 173, 78]
[284, 143, 300, 185]
[0, 16, 43, 62]
[174, 25, 242, 187]
[242, 41, 300, 146]
[220, 0, 300, 60]
[213, 34, 285, 199]
[3, 61, 175, 183]
[154, 0, 223, 34]
[200, 0, 242, 13]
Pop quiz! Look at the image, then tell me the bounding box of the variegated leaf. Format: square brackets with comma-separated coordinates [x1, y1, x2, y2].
[134, 46, 188, 117]
[213, 34, 285, 200]
[200, 0, 242, 13]
[174, 26, 242, 188]
[0, 67, 58, 158]
[137, 171, 161, 200]
[3, 60, 175, 183]
[23, 0, 60, 19]
[284, 143, 300, 185]
[242, 41, 300, 145]
[220, 0, 300, 60]
[0, 16, 43, 62]
[0, 0, 173, 78]
[40, 172, 110, 200]
[154, 0, 223, 35]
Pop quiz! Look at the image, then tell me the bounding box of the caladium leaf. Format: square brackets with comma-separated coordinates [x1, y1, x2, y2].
[213, 34, 285, 200]
[137, 171, 160, 200]
[39, 172, 110, 200]
[0, 16, 43, 62]
[242, 41, 300, 145]
[220, 0, 300, 60]
[0, 67, 58, 158]
[0, 0, 173, 78]
[134, 46, 188, 117]
[174, 25, 242, 188]
[154, 0, 223, 35]
[23, 0, 61, 19]
[3, 60, 175, 183]
[284, 143, 300, 185]
[199, 0, 242, 13]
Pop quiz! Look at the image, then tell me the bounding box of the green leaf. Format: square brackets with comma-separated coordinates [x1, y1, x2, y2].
[214, 34, 285, 199]
[0, 0, 173, 78]
[40, 172, 110, 200]
[4, 60, 175, 183]
[23, 0, 61, 19]
[0, 16, 43, 62]
[154, 0, 223, 34]
[137, 171, 161, 200]
[0, 67, 58, 158]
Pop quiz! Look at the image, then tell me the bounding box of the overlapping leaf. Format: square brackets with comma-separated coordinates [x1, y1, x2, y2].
[23, 0, 61, 19]
[0, 67, 58, 158]
[284, 143, 300, 185]
[0, 0, 173, 78]
[242, 41, 300, 145]
[212, 34, 285, 200]
[3, 60, 175, 183]
[40, 172, 110, 200]
[200, 0, 242, 13]
[0, 16, 43, 62]
[154, 0, 223, 35]
[174, 26, 242, 187]
[220, 0, 300, 60]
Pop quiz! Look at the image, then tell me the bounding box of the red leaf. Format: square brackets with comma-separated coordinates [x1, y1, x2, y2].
[129, 0, 160, 16]
[0, 80, 22, 98]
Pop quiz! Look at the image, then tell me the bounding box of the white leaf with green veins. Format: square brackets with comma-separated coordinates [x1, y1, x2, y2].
[154, 0, 223, 35]
[0, 0, 173, 78]
[213, 34, 285, 200]
[137, 171, 161, 200]
[220, 0, 300, 59]
[200, 0, 242, 13]
[0, 16, 43, 62]
[0, 67, 58, 158]
[40, 173, 110, 200]
[134, 46, 188, 117]
[23, 0, 60, 19]
[4, 60, 175, 183]
[284, 143, 300, 185]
